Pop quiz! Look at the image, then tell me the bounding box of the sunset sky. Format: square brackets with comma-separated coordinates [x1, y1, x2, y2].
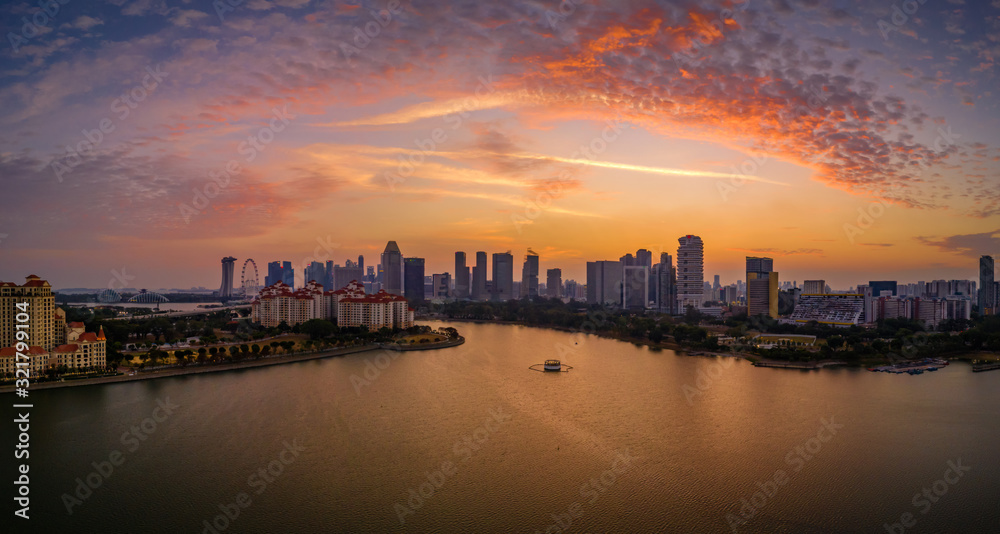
[1, 0, 998, 291]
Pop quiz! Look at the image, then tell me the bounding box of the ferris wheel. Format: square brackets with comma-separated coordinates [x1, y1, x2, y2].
[241, 259, 260, 297]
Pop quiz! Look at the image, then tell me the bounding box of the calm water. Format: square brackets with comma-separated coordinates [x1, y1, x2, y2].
[7, 321, 1000, 533]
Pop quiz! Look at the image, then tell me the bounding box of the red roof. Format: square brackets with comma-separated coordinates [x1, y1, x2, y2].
[23, 280, 47, 287]
[55, 344, 79, 353]
[78, 332, 99, 342]
[0, 346, 46, 356]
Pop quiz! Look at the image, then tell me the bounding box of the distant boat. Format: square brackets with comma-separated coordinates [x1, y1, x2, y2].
[544, 359, 562, 372]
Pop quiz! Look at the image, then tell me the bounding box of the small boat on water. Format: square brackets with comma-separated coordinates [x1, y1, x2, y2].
[544, 359, 562, 372]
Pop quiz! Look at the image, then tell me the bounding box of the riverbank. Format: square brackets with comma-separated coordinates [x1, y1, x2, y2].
[1, 332, 469, 392]
[0, 345, 384, 393]
[433, 317, 999, 371]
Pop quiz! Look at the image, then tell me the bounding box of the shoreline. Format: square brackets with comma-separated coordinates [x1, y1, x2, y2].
[0, 337, 465, 393]
[430, 317, 992, 370]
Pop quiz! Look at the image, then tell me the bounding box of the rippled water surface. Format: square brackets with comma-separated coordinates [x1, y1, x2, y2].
[9, 321, 1000, 533]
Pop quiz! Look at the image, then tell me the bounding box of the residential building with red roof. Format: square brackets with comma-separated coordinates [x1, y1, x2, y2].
[0, 275, 107, 375]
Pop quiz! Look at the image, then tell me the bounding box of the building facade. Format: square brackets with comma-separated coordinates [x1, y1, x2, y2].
[403, 258, 425, 304]
[676, 235, 704, 312]
[546, 268, 562, 298]
[981, 255, 995, 314]
[492, 252, 514, 301]
[381, 241, 405, 296]
[520, 250, 539, 298]
[0, 275, 106, 374]
[472, 251, 488, 301]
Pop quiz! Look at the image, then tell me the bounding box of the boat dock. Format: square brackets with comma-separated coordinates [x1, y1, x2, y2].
[972, 362, 1000, 373]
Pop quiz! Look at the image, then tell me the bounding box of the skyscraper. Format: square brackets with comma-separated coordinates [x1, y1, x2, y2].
[304, 261, 325, 287]
[546, 268, 562, 298]
[586, 260, 624, 307]
[333, 260, 364, 291]
[472, 251, 488, 300]
[655, 253, 675, 314]
[520, 249, 539, 298]
[623, 265, 649, 310]
[980, 255, 995, 314]
[676, 235, 704, 312]
[281, 261, 294, 288]
[381, 241, 404, 296]
[219, 256, 236, 299]
[746, 256, 778, 318]
[455, 252, 470, 298]
[492, 252, 514, 301]
[403, 258, 425, 303]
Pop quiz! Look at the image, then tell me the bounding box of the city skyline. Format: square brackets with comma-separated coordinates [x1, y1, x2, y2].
[16, 241, 998, 294]
[1, 2, 999, 289]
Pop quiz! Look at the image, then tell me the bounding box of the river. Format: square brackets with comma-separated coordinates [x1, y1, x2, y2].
[6, 321, 999, 532]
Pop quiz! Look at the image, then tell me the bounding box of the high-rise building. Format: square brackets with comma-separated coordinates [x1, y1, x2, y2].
[803, 280, 826, 294]
[1, 275, 106, 374]
[586, 261, 624, 307]
[472, 251, 488, 300]
[869, 280, 898, 298]
[381, 241, 404, 296]
[492, 252, 514, 301]
[655, 253, 675, 314]
[333, 260, 364, 292]
[623, 265, 650, 310]
[432, 273, 452, 299]
[219, 256, 237, 299]
[980, 255, 995, 314]
[304, 261, 325, 286]
[520, 249, 539, 298]
[403, 258, 425, 304]
[856, 284, 875, 323]
[454, 252, 470, 299]
[746, 257, 778, 318]
[546, 268, 562, 298]
[563, 279, 579, 300]
[676, 235, 704, 312]
[266, 261, 281, 287]
[281, 261, 294, 288]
